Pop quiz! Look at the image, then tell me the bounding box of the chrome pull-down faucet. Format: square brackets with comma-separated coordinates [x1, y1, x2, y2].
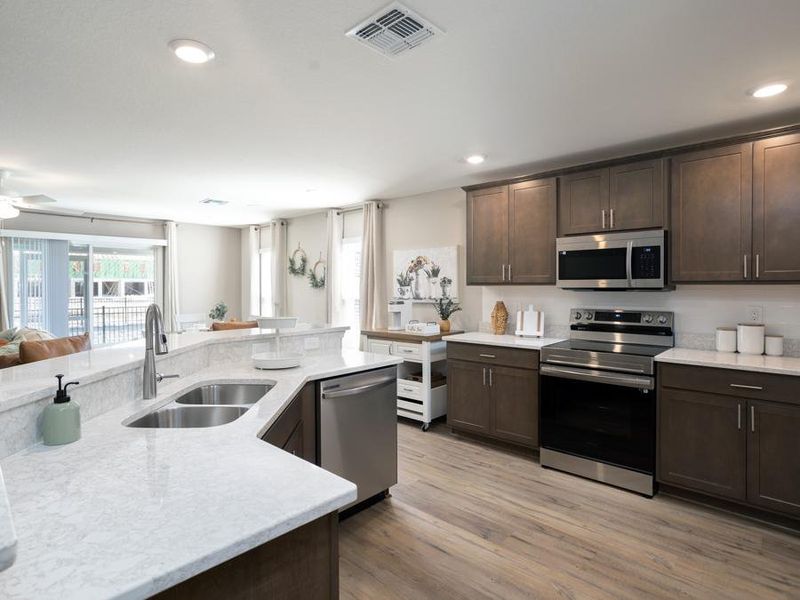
[143, 304, 178, 399]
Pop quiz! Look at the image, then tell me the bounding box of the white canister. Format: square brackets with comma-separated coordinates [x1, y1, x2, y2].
[765, 335, 784, 357]
[737, 324, 765, 355]
[715, 327, 737, 353]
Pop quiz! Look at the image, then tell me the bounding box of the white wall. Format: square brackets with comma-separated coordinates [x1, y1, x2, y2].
[286, 212, 327, 325]
[176, 223, 242, 319]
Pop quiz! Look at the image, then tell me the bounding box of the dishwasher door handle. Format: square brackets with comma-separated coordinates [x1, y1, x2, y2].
[321, 376, 396, 399]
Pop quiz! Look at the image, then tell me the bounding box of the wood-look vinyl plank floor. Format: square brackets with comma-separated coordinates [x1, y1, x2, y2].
[339, 421, 800, 600]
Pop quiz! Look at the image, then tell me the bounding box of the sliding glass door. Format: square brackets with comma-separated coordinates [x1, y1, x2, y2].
[6, 236, 156, 346]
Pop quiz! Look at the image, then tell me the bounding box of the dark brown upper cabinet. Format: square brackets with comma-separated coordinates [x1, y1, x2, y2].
[558, 160, 665, 236]
[508, 178, 557, 284]
[466, 186, 509, 284]
[467, 179, 556, 285]
[671, 143, 753, 282]
[753, 133, 800, 281]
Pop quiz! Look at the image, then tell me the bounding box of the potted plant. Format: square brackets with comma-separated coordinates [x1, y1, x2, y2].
[396, 271, 413, 299]
[208, 301, 228, 322]
[439, 276, 452, 298]
[427, 263, 441, 299]
[432, 297, 461, 333]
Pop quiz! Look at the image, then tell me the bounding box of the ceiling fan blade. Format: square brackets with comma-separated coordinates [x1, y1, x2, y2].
[19, 194, 57, 205]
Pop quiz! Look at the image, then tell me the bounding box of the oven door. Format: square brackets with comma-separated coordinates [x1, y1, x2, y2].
[539, 364, 656, 474]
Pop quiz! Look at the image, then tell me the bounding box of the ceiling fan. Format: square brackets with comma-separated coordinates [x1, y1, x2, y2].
[0, 169, 57, 219]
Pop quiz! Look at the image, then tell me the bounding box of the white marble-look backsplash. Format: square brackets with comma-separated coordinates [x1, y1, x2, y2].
[0, 329, 345, 458]
[480, 284, 800, 357]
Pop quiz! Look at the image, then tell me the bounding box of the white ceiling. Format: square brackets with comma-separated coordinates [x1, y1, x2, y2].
[2, 0, 800, 225]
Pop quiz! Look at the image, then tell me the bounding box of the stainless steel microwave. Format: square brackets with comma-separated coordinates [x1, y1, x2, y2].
[556, 230, 667, 290]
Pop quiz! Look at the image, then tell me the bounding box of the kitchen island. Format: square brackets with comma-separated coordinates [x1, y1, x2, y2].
[0, 349, 402, 599]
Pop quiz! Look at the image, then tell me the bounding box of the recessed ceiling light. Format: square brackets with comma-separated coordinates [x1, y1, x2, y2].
[169, 39, 216, 64]
[466, 154, 486, 165]
[751, 83, 788, 98]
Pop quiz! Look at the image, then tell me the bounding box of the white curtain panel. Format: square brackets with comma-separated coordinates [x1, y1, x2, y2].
[270, 220, 288, 317]
[241, 226, 260, 319]
[325, 209, 345, 326]
[163, 221, 180, 332]
[0, 238, 9, 330]
[359, 201, 386, 330]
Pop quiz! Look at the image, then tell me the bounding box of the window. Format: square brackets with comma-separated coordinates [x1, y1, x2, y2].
[5, 236, 157, 346]
[259, 246, 273, 317]
[341, 236, 362, 349]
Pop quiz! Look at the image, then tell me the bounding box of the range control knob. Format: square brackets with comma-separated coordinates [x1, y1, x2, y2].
[643, 314, 653, 324]
[573, 311, 582, 320]
[584, 312, 593, 320]
[657, 315, 668, 325]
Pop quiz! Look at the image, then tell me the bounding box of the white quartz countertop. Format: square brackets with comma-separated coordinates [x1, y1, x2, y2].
[443, 332, 565, 350]
[0, 350, 402, 600]
[655, 348, 800, 376]
[0, 468, 16, 573]
[0, 325, 349, 414]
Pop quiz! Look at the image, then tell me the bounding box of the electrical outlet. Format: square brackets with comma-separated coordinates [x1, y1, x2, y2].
[747, 305, 764, 323]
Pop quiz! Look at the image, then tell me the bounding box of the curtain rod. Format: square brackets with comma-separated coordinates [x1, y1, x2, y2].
[336, 202, 385, 216]
[19, 208, 165, 226]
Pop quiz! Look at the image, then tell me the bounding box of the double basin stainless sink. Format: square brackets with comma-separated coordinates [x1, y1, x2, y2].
[126, 383, 272, 428]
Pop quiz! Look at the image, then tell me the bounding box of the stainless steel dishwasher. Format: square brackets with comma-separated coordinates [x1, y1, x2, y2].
[319, 366, 398, 511]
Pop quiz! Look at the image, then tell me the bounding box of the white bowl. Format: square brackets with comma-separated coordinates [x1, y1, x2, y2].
[252, 351, 302, 370]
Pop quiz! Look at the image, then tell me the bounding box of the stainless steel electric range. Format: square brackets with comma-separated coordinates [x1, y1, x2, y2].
[539, 308, 674, 496]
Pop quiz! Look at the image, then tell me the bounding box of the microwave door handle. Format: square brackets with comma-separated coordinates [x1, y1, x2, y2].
[626, 242, 633, 286]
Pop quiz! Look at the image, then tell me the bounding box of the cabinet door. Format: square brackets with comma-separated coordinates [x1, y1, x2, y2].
[467, 186, 509, 284]
[263, 382, 317, 464]
[753, 134, 800, 281]
[447, 360, 491, 434]
[609, 159, 666, 231]
[658, 388, 746, 500]
[508, 178, 557, 284]
[671, 143, 753, 281]
[747, 400, 800, 516]
[488, 365, 539, 448]
[558, 168, 609, 235]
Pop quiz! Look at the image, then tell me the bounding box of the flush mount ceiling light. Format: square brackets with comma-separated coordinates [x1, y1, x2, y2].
[751, 83, 788, 98]
[169, 39, 216, 64]
[465, 154, 486, 165]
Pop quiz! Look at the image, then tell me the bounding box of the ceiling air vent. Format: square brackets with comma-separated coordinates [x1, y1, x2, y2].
[346, 2, 443, 58]
[200, 198, 228, 206]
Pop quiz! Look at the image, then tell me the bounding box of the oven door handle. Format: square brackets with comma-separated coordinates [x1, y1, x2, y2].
[540, 364, 654, 390]
[543, 357, 648, 374]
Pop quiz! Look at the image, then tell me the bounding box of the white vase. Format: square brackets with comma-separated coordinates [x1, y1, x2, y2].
[412, 273, 426, 299]
[428, 277, 439, 299]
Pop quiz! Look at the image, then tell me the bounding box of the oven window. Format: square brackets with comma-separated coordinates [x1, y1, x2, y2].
[558, 248, 627, 280]
[540, 374, 655, 473]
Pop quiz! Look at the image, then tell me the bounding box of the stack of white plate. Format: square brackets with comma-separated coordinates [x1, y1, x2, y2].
[252, 316, 302, 369]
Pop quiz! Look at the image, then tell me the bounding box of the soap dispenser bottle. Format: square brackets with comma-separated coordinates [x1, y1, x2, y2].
[42, 374, 81, 446]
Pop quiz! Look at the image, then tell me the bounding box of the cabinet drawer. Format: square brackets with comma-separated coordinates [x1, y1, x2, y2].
[392, 341, 422, 359]
[446, 342, 539, 370]
[397, 398, 423, 415]
[659, 363, 799, 405]
[397, 379, 422, 400]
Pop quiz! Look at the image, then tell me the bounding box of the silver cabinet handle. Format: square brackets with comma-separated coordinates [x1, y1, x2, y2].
[751, 405, 756, 433]
[743, 254, 748, 279]
[501, 264, 506, 281]
[508, 264, 512, 280]
[756, 254, 760, 279]
[479, 353, 496, 359]
[489, 368, 493, 387]
[610, 208, 615, 229]
[737, 403, 742, 430]
[601, 209, 607, 229]
[482, 367, 486, 386]
[730, 383, 763, 391]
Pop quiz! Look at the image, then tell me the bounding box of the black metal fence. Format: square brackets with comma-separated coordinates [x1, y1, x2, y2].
[69, 297, 151, 345]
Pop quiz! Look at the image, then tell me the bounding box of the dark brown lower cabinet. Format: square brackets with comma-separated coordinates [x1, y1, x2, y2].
[658, 363, 800, 519]
[747, 400, 800, 517]
[262, 382, 317, 463]
[447, 344, 539, 449]
[152, 513, 338, 600]
[658, 388, 746, 500]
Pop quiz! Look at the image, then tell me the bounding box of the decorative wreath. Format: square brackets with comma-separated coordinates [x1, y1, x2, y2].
[288, 244, 308, 276]
[308, 256, 326, 289]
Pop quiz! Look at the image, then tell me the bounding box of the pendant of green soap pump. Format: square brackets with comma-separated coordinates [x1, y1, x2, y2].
[42, 374, 81, 446]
